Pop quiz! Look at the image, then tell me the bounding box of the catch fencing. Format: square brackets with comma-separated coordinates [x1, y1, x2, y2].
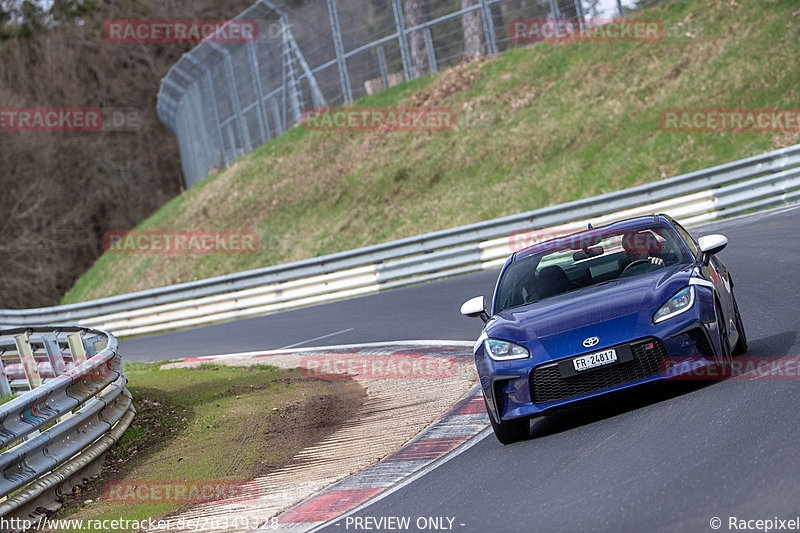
[1, 143, 798, 337]
[157, 0, 671, 186]
[0, 326, 133, 522]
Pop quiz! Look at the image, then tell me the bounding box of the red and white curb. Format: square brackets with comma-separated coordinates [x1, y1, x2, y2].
[262, 383, 489, 532]
[157, 341, 489, 532]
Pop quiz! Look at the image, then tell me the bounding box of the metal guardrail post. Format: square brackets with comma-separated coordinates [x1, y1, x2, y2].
[0, 358, 11, 397]
[326, 0, 353, 104]
[42, 332, 67, 376]
[14, 334, 42, 390]
[0, 327, 132, 519]
[67, 332, 87, 366]
[392, 0, 412, 82]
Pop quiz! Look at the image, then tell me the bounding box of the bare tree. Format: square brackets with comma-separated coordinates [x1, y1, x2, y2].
[403, 0, 430, 77]
[0, 0, 257, 308]
[461, 0, 485, 61]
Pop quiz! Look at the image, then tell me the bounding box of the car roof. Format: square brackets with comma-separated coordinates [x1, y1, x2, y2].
[513, 214, 672, 262]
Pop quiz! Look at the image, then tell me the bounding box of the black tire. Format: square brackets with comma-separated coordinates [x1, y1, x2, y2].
[715, 301, 732, 367]
[484, 395, 529, 445]
[732, 294, 748, 356]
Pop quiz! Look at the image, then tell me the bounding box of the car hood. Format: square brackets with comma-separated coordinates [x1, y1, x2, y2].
[486, 265, 693, 356]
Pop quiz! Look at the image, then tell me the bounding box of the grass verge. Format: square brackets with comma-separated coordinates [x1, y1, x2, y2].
[46, 363, 364, 532]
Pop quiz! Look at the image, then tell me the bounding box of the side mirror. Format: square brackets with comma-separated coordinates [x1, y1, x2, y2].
[461, 296, 489, 323]
[697, 234, 728, 266]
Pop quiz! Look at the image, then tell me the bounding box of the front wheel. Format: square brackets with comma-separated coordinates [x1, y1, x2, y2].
[484, 395, 529, 445]
[732, 294, 748, 356]
[715, 302, 732, 366]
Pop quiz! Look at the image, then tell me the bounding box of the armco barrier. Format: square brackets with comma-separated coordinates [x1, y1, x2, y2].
[1, 144, 799, 336]
[0, 326, 133, 521]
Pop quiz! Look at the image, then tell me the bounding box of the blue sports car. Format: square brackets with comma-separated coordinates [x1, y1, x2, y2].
[461, 214, 747, 444]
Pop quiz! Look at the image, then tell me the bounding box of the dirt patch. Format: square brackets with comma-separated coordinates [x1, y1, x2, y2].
[253, 378, 365, 477]
[158, 346, 478, 532]
[405, 60, 485, 108]
[52, 374, 365, 523]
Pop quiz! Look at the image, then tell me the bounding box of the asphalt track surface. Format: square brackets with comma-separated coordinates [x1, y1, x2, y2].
[123, 206, 800, 533]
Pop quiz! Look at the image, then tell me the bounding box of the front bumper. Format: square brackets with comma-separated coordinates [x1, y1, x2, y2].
[477, 299, 720, 423]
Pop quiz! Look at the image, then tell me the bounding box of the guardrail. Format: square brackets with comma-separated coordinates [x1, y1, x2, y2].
[1, 143, 799, 337]
[0, 326, 133, 522]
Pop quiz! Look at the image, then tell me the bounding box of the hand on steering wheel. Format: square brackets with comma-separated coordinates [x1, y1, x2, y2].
[621, 258, 663, 276]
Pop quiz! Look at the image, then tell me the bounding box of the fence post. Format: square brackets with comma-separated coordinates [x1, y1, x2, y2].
[270, 97, 284, 135]
[377, 46, 390, 90]
[204, 70, 227, 166]
[617, 0, 624, 17]
[391, 0, 412, 82]
[247, 40, 269, 145]
[326, 0, 353, 104]
[217, 45, 253, 153]
[287, 32, 327, 109]
[423, 27, 438, 74]
[549, 0, 561, 18]
[478, 0, 498, 56]
[574, 0, 585, 24]
[281, 16, 303, 126]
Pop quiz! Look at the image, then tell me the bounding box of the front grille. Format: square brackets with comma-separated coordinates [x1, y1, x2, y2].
[530, 338, 668, 403]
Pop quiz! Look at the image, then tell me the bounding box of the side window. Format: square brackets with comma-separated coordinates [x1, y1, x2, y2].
[672, 221, 699, 257]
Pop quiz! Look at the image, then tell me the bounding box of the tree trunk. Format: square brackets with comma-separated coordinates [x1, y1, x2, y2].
[403, 0, 430, 77]
[461, 0, 485, 61]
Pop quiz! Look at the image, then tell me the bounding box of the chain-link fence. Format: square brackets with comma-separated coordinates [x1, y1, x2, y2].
[157, 0, 672, 187]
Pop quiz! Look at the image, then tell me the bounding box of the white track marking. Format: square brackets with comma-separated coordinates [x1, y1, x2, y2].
[168, 340, 475, 362]
[278, 328, 354, 350]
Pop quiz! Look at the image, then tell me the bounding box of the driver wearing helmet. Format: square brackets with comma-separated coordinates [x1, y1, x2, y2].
[621, 231, 665, 266]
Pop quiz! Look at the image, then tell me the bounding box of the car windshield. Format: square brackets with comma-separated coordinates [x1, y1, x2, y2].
[494, 224, 691, 313]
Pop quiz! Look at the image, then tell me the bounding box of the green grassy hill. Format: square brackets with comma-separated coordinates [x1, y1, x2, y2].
[64, 0, 800, 303]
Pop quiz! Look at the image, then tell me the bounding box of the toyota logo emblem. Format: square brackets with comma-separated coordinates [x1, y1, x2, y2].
[583, 337, 600, 348]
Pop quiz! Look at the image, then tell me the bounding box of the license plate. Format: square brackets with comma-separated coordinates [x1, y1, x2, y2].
[572, 348, 617, 372]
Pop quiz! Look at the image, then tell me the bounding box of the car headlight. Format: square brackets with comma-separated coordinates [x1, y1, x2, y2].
[484, 339, 530, 360]
[653, 286, 695, 324]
